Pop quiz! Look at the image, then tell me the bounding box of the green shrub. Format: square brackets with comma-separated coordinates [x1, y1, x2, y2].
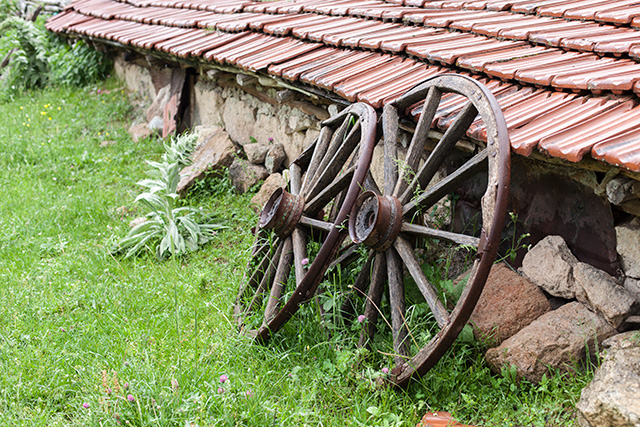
[48, 37, 112, 86]
[0, 14, 111, 98]
[0, 16, 50, 92]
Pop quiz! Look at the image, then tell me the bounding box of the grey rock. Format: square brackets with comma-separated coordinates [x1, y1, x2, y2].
[603, 330, 640, 350]
[521, 235, 579, 299]
[128, 123, 153, 142]
[265, 143, 286, 174]
[148, 116, 164, 133]
[244, 142, 270, 164]
[470, 263, 551, 347]
[192, 80, 224, 127]
[287, 108, 315, 133]
[113, 56, 156, 100]
[574, 262, 639, 329]
[222, 97, 257, 146]
[617, 221, 640, 279]
[176, 128, 236, 195]
[229, 158, 268, 194]
[250, 173, 286, 213]
[624, 277, 640, 303]
[577, 331, 640, 427]
[485, 302, 616, 383]
[146, 84, 170, 122]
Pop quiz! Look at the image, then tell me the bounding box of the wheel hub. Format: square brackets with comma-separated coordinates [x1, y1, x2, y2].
[259, 188, 305, 238]
[349, 191, 403, 251]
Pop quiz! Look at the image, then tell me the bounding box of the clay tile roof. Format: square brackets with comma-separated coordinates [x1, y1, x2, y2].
[46, 0, 640, 172]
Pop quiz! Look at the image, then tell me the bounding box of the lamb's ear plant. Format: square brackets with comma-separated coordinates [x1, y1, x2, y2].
[113, 132, 227, 259]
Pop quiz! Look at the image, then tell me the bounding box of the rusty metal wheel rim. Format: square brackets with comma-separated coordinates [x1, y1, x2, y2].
[341, 74, 510, 388]
[234, 103, 378, 341]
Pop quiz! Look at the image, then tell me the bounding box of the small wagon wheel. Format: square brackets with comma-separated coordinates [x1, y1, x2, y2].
[344, 74, 510, 387]
[235, 103, 377, 341]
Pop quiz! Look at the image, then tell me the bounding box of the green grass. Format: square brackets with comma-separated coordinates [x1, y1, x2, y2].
[0, 79, 593, 426]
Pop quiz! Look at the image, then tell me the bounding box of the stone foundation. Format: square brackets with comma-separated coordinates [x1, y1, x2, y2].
[113, 52, 640, 306]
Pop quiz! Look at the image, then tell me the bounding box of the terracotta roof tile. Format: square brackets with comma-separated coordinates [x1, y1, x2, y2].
[483, 50, 567, 80]
[537, 0, 614, 18]
[595, 4, 640, 25]
[592, 129, 640, 172]
[357, 65, 443, 107]
[510, 96, 628, 156]
[551, 60, 640, 92]
[496, 19, 587, 41]
[47, 0, 640, 171]
[456, 44, 549, 72]
[539, 99, 640, 162]
[353, 26, 433, 49]
[527, 24, 614, 47]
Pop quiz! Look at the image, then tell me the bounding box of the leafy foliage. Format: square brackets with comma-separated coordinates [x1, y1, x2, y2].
[113, 133, 227, 259]
[48, 37, 112, 86]
[0, 14, 111, 98]
[0, 16, 49, 91]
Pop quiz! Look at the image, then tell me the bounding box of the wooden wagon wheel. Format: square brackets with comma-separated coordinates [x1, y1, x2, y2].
[234, 103, 377, 341]
[343, 74, 510, 387]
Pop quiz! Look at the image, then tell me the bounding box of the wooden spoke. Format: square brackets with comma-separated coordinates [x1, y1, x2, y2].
[365, 170, 381, 196]
[290, 162, 302, 195]
[292, 229, 308, 286]
[382, 103, 400, 195]
[393, 236, 449, 328]
[298, 216, 333, 233]
[263, 237, 293, 325]
[304, 164, 355, 216]
[244, 240, 284, 319]
[327, 243, 359, 271]
[398, 101, 479, 205]
[359, 252, 386, 347]
[301, 118, 351, 197]
[393, 86, 442, 198]
[235, 102, 377, 341]
[403, 149, 488, 218]
[400, 223, 480, 248]
[344, 75, 510, 387]
[300, 126, 333, 194]
[387, 247, 410, 364]
[306, 123, 361, 202]
[243, 237, 279, 292]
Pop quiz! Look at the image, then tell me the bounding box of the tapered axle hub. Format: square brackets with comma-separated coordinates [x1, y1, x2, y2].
[259, 188, 304, 238]
[349, 191, 403, 251]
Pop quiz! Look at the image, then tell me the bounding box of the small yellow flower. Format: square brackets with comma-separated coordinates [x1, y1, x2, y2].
[57, 107, 61, 111]
[22, 122, 25, 126]
[106, 132, 109, 136]
[19, 106, 23, 110]
[98, 132, 101, 136]
[48, 117, 52, 121]
[40, 111, 46, 115]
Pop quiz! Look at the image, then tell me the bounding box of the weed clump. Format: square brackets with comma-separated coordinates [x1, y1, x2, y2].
[0, 10, 111, 99]
[111, 132, 227, 259]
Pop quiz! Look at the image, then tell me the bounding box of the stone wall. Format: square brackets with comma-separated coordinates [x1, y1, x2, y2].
[113, 53, 640, 286]
[114, 55, 323, 166]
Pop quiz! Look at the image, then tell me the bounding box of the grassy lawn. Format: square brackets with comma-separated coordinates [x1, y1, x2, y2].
[0, 79, 592, 426]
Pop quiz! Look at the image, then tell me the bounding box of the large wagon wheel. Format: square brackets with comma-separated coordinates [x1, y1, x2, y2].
[235, 103, 377, 341]
[344, 74, 510, 388]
